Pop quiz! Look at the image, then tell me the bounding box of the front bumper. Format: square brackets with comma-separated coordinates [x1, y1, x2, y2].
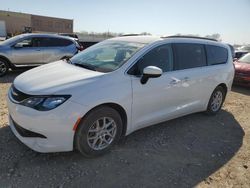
[7, 94, 86, 153]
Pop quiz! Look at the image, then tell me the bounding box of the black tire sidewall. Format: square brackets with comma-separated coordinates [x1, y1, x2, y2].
[206, 86, 226, 115]
[75, 106, 123, 157]
[0, 59, 9, 77]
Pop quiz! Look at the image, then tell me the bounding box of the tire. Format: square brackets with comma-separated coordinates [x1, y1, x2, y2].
[206, 86, 226, 115]
[0, 58, 9, 77]
[75, 106, 123, 157]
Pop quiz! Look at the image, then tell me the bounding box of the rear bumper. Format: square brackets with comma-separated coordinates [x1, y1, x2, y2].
[234, 75, 250, 87]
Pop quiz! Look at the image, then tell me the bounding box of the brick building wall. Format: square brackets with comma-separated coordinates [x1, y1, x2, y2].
[0, 10, 73, 35]
[31, 15, 73, 33]
[0, 10, 31, 35]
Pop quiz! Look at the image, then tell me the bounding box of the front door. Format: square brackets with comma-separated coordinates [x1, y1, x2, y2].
[128, 42, 209, 131]
[11, 37, 44, 65]
[128, 44, 186, 130]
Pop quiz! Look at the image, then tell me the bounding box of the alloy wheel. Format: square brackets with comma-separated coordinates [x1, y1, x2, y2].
[211, 90, 223, 112]
[87, 117, 117, 150]
[0, 61, 7, 76]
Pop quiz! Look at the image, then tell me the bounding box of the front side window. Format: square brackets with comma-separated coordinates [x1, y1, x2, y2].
[173, 43, 206, 70]
[15, 38, 33, 47]
[70, 41, 146, 72]
[206, 45, 228, 65]
[128, 44, 173, 75]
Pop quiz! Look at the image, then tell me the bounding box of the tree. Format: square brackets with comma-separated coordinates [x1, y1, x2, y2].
[204, 33, 221, 41]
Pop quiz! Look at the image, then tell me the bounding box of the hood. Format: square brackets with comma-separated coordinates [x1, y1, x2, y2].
[14, 61, 105, 94]
[0, 44, 6, 49]
[234, 61, 250, 73]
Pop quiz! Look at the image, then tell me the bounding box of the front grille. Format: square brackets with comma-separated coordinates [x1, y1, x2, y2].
[10, 116, 47, 139]
[10, 85, 31, 102]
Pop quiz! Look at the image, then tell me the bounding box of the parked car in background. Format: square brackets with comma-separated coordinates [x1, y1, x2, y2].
[79, 41, 99, 51]
[58, 33, 78, 39]
[234, 53, 250, 87]
[0, 33, 82, 76]
[237, 45, 250, 52]
[234, 50, 248, 60]
[7, 36, 234, 157]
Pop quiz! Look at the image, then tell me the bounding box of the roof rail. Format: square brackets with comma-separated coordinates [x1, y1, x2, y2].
[162, 35, 218, 42]
[121, 34, 141, 37]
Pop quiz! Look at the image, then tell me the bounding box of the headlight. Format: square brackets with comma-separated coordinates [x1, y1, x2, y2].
[21, 95, 71, 111]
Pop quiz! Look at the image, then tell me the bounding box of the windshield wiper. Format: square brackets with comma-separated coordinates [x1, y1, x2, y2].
[74, 63, 97, 71]
[65, 58, 73, 64]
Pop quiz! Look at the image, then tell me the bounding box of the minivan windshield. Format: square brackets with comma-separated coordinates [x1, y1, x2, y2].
[238, 53, 250, 64]
[70, 40, 146, 72]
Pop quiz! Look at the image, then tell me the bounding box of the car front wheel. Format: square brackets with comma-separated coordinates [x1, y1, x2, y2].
[75, 106, 123, 157]
[0, 59, 9, 77]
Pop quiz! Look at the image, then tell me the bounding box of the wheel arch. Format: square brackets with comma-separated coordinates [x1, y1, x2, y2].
[73, 102, 128, 148]
[217, 83, 228, 94]
[0, 55, 14, 69]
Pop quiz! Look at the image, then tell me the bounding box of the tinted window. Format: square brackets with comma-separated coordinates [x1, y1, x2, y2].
[40, 38, 73, 47]
[206, 45, 228, 65]
[15, 38, 32, 47]
[128, 44, 173, 75]
[32, 38, 43, 47]
[173, 43, 206, 70]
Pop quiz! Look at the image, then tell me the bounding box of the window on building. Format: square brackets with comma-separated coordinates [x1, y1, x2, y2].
[55, 22, 63, 29]
[65, 23, 72, 29]
[48, 21, 53, 28]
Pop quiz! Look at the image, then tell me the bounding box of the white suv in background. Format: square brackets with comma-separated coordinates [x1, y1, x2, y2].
[7, 36, 234, 157]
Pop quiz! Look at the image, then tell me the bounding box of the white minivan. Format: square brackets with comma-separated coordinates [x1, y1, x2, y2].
[7, 36, 234, 157]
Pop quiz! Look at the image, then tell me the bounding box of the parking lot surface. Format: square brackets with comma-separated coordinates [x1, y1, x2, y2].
[0, 70, 249, 188]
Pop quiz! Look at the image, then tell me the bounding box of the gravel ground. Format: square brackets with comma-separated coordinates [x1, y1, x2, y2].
[0, 70, 249, 188]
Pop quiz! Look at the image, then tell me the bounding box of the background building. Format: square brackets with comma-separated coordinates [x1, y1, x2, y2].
[0, 10, 73, 35]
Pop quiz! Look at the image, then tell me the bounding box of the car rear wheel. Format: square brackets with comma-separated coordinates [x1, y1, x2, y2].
[75, 106, 123, 157]
[206, 86, 226, 115]
[0, 59, 9, 77]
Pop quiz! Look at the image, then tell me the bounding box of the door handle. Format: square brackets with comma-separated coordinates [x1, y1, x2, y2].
[170, 78, 181, 85]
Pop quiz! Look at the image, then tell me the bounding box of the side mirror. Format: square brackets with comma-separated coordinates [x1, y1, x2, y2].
[141, 66, 162, 84]
[14, 43, 23, 48]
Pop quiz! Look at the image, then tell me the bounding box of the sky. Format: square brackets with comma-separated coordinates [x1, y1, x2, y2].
[1, 0, 250, 44]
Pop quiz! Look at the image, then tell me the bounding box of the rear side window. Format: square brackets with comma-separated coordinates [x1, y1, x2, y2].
[206, 45, 228, 65]
[173, 43, 206, 70]
[40, 38, 73, 47]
